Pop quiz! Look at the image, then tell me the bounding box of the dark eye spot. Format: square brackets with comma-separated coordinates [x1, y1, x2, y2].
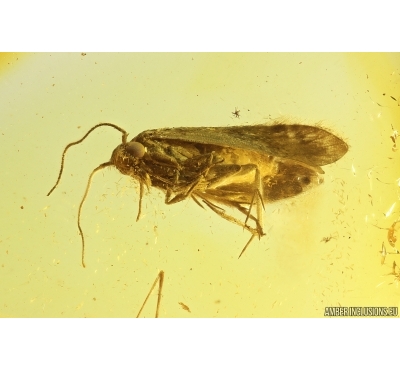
[299, 176, 311, 185]
[126, 142, 145, 158]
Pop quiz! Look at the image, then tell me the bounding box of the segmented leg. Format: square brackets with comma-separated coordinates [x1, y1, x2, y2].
[136, 270, 165, 318]
[164, 152, 217, 204]
[196, 195, 259, 236]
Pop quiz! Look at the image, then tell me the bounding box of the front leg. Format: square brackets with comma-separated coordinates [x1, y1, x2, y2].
[164, 152, 218, 204]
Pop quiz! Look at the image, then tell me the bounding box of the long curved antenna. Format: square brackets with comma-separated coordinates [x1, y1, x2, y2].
[47, 123, 128, 196]
[78, 161, 114, 268]
[136, 181, 144, 221]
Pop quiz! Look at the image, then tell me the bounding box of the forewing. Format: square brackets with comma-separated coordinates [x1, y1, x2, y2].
[142, 123, 348, 167]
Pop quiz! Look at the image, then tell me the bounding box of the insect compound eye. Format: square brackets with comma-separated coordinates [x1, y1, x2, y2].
[126, 141, 146, 158]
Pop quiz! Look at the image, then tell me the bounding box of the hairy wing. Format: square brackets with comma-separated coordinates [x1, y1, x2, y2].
[141, 123, 348, 167]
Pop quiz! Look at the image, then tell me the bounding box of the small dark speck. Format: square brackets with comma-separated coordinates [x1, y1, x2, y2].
[20, 206, 24, 209]
[93, 297, 96, 301]
[81, 53, 86, 56]
[383, 93, 386, 96]
[232, 107, 240, 118]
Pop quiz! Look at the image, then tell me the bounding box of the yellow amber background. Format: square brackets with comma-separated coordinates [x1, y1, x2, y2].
[0, 53, 399, 317]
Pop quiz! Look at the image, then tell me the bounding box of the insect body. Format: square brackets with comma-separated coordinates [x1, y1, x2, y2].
[48, 121, 348, 267]
[232, 107, 240, 118]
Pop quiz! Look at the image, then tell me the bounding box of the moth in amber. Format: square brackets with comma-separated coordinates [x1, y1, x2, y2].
[48, 120, 348, 267]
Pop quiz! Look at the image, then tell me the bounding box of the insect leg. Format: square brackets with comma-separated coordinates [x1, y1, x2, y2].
[195, 195, 259, 236]
[193, 192, 261, 232]
[205, 163, 266, 237]
[234, 203, 263, 233]
[164, 152, 218, 204]
[197, 196, 261, 258]
[136, 270, 165, 318]
[165, 178, 203, 204]
[191, 194, 206, 209]
[244, 164, 265, 237]
[238, 235, 256, 259]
